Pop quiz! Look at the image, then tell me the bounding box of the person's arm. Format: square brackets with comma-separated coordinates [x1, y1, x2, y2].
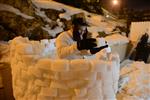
[90, 45, 108, 54]
[56, 33, 80, 59]
[56, 32, 97, 58]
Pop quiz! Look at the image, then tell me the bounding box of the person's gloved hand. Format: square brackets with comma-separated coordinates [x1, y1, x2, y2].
[90, 45, 108, 54]
[77, 38, 97, 50]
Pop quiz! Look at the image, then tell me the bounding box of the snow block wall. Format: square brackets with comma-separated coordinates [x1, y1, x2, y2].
[130, 21, 150, 42]
[10, 37, 120, 100]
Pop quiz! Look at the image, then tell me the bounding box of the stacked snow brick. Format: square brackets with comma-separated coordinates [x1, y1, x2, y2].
[10, 36, 120, 100]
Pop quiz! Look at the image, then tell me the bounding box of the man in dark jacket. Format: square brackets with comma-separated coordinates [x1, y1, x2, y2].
[135, 33, 149, 63]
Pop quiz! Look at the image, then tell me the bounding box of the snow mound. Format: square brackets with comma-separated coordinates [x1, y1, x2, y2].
[118, 61, 150, 100]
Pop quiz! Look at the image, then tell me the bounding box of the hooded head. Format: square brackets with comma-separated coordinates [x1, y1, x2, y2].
[72, 18, 89, 41]
[72, 17, 89, 26]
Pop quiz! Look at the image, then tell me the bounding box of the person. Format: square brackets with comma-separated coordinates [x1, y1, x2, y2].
[135, 32, 149, 63]
[56, 17, 108, 59]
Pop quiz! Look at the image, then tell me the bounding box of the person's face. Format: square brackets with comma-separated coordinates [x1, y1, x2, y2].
[78, 26, 87, 40]
[78, 26, 87, 35]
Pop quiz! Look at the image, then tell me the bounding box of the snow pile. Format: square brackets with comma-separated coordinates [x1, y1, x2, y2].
[0, 4, 34, 19]
[87, 15, 117, 34]
[40, 39, 57, 58]
[118, 61, 150, 100]
[10, 36, 120, 100]
[105, 34, 129, 46]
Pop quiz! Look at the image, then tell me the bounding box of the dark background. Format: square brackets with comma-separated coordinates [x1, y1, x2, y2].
[101, 0, 150, 10]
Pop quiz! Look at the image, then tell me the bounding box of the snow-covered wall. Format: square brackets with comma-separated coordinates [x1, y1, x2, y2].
[105, 34, 129, 61]
[10, 36, 120, 100]
[130, 21, 150, 42]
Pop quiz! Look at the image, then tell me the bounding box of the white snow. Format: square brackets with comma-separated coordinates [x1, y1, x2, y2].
[130, 22, 150, 42]
[42, 25, 64, 37]
[32, 0, 125, 36]
[0, 4, 34, 19]
[32, 0, 88, 20]
[40, 39, 57, 58]
[118, 61, 150, 100]
[34, 8, 52, 23]
[34, 6, 64, 37]
[86, 14, 124, 35]
[8, 36, 120, 100]
[105, 34, 129, 46]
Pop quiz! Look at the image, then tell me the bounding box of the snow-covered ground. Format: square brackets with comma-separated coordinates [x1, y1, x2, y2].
[118, 60, 150, 100]
[32, 0, 125, 36]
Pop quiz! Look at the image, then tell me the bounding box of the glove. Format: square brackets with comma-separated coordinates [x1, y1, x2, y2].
[77, 38, 97, 50]
[90, 45, 108, 54]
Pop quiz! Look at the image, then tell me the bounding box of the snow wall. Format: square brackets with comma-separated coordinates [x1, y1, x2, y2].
[10, 36, 120, 100]
[130, 21, 150, 42]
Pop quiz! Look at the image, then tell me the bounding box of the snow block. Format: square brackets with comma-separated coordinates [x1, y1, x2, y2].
[37, 95, 54, 100]
[74, 88, 87, 97]
[58, 89, 74, 98]
[36, 58, 51, 71]
[90, 60, 107, 72]
[15, 43, 33, 55]
[21, 55, 37, 66]
[50, 80, 68, 89]
[51, 60, 69, 72]
[70, 59, 90, 71]
[40, 87, 57, 97]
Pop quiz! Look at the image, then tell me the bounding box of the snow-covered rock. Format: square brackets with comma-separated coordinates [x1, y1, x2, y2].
[32, 0, 125, 37]
[0, 4, 34, 19]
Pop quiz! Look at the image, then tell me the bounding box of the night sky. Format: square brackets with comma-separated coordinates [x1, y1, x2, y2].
[101, 0, 150, 10]
[127, 0, 150, 10]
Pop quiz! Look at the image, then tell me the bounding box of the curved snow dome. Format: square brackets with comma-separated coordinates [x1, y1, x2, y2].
[10, 36, 120, 100]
